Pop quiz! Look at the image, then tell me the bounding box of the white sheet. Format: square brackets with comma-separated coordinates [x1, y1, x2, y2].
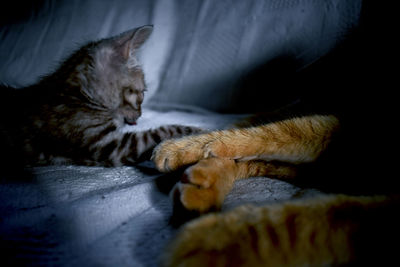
[0, 108, 321, 266]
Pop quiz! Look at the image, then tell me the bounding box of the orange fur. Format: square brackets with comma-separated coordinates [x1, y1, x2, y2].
[172, 159, 297, 212]
[152, 114, 399, 265]
[154, 115, 339, 172]
[153, 115, 338, 212]
[162, 195, 397, 267]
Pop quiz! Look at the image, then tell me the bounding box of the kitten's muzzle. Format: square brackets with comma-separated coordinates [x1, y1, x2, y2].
[124, 117, 137, 125]
[120, 105, 141, 125]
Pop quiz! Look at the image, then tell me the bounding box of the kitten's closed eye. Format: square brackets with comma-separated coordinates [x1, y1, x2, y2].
[125, 87, 135, 94]
[124, 87, 146, 94]
[123, 86, 144, 109]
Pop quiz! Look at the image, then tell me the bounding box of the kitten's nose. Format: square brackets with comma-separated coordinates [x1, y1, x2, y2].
[124, 117, 137, 125]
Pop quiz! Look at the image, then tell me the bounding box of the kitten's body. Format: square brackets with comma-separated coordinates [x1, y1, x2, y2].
[0, 26, 199, 175]
[152, 2, 399, 266]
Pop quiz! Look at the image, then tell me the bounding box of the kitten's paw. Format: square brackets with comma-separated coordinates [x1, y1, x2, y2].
[171, 158, 236, 213]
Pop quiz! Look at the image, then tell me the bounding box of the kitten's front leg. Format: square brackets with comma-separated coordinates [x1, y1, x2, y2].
[99, 125, 202, 166]
[137, 125, 202, 160]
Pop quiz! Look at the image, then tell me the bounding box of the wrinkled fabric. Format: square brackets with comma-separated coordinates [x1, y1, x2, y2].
[0, 108, 321, 266]
[0, 0, 362, 111]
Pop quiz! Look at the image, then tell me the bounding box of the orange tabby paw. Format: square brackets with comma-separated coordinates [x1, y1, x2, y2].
[152, 139, 204, 172]
[174, 164, 219, 213]
[172, 183, 218, 214]
[152, 140, 183, 172]
[171, 159, 236, 213]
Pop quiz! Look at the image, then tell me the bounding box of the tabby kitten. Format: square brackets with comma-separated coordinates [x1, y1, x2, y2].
[152, 114, 399, 266]
[0, 25, 199, 171]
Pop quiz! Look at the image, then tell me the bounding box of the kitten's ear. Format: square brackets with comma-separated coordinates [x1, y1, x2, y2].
[113, 25, 153, 60]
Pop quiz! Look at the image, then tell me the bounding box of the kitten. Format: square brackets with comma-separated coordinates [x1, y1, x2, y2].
[0, 25, 199, 172]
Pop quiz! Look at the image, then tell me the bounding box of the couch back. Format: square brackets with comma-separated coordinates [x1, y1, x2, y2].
[0, 0, 362, 112]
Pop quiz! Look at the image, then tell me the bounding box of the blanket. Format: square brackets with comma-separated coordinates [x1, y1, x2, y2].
[0, 108, 322, 266]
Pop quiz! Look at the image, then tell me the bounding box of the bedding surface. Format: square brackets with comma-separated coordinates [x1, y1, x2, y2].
[0, 108, 321, 266]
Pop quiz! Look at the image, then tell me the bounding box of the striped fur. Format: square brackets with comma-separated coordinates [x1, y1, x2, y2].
[85, 124, 200, 166]
[0, 26, 200, 169]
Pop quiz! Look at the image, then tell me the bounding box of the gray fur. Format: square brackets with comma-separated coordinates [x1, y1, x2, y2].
[0, 25, 200, 169]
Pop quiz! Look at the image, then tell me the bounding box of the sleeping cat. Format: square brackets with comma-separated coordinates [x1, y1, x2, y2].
[152, 2, 399, 265]
[0, 25, 199, 173]
[153, 115, 399, 266]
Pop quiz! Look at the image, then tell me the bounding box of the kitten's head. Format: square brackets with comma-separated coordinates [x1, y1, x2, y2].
[66, 25, 153, 127]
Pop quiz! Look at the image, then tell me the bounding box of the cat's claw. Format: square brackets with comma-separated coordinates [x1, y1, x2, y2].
[163, 158, 170, 172]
